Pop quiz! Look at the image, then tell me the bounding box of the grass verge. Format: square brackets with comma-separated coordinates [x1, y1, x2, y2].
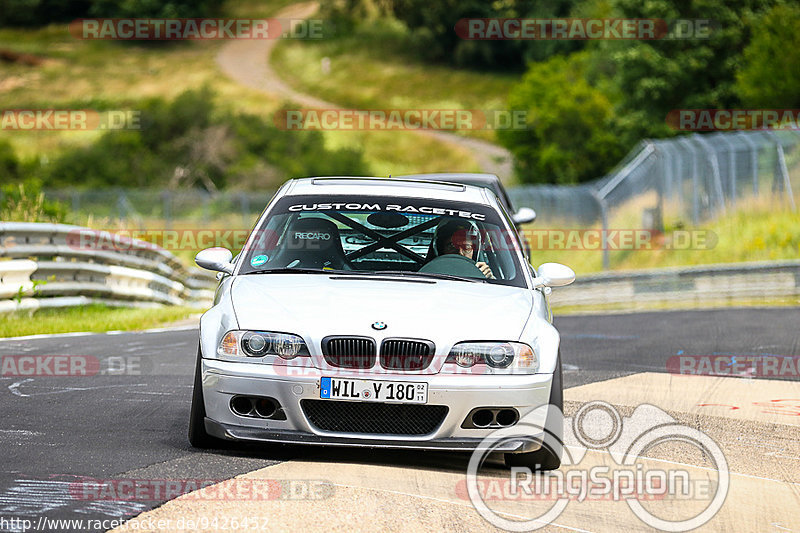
[0, 1, 476, 177]
[553, 297, 800, 316]
[271, 20, 517, 143]
[525, 202, 800, 275]
[0, 304, 199, 338]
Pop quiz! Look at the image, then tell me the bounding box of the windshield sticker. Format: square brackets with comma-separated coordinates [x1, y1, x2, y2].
[250, 254, 269, 267]
[287, 203, 485, 221]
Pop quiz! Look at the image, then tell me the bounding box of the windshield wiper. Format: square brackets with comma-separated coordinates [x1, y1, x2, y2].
[242, 267, 358, 275]
[241, 267, 485, 283]
[372, 270, 485, 283]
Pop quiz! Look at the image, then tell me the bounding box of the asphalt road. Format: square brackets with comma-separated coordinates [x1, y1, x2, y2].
[0, 307, 797, 531]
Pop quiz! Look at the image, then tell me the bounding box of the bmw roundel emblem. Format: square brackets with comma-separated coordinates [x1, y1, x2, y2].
[372, 321, 387, 331]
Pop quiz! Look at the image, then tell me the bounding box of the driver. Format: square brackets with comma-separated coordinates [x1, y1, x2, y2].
[432, 220, 495, 279]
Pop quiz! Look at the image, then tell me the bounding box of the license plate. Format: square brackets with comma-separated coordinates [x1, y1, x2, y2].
[320, 377, 427, 404]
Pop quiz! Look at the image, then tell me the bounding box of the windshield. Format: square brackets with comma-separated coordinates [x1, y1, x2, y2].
[238, 195, 527, 287]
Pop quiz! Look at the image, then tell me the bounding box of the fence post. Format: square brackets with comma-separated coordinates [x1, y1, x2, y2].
[678, 137, 701, 224]
[162, 191, 172, 230]
[592, 191, 610, 271]
[717, 134, 737, 205]
[775, 142, 797, 211]
[692, 135, 726, 217]
[737, 131, 760, 196]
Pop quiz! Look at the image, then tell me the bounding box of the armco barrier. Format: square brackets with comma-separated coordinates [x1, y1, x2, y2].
[550, 260, 800, 309]
[0, 222, 216, 312]
[4, 222, 796, 313]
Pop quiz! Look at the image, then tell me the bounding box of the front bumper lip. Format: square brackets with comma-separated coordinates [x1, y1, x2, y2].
[200, 358, 553, 453]
[205, 418, 541, 452]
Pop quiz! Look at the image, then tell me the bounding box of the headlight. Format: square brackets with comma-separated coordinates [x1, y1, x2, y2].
[217, 330, 310, 360]
[445, 341, 538, 373]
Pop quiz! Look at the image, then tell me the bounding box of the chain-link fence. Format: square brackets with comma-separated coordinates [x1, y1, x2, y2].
[6, 130, 798, 269]
[41, 188, 275, 229]
[509, 130, 800, 267]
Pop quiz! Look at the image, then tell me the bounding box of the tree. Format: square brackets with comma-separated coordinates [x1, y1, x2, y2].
[596, 0, 779, 146]
[498, 52, 625, 184]
[388, 0, 583, 69]
[736, 3, 800, 108]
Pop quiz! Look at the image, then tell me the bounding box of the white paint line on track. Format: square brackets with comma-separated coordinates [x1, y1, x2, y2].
[0, 331, 97, 342]
[8, 379, 147, 397]
[0, 325, 197, 342]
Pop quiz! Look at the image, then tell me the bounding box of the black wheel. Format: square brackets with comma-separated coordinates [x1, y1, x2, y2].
[188, 345, 220, 448]
[504, 350, 563, 471]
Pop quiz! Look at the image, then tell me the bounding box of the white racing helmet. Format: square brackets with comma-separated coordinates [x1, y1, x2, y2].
[430, 219, 483, 261]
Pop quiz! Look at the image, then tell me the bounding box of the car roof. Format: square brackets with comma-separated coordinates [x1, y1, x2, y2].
[282, 176, 495, 205]
[396, 173, 502, 188]
[396, 173, 513, 210]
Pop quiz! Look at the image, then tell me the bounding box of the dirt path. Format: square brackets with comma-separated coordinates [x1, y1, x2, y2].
[215, 2, 513, 180]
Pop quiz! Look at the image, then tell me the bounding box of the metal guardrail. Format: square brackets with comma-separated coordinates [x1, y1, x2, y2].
[4, 223, 796, 314]
[551, 260, 800, 309]
[0, 222, 216, 313]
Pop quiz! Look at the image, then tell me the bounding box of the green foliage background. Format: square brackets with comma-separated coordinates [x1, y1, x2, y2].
[0, 89, 367, 191]
[326, 0, 800, 184]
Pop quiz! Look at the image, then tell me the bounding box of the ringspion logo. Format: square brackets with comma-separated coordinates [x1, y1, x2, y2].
[466, 402, 729, 531]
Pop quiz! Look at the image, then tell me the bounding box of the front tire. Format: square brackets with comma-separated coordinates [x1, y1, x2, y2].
[504, 351, 563, 471]
[188, 345, 220, 448]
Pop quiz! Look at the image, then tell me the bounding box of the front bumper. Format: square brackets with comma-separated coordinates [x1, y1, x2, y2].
[201, 358, 554, 453]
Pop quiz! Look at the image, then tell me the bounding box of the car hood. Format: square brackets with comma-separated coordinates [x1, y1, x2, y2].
[230, 274, 533, 350]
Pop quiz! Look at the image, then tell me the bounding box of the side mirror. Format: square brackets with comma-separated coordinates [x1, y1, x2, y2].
[195, 247, 234, 275]
[512, 207, 536, 225]
[532, 262, 575, 288]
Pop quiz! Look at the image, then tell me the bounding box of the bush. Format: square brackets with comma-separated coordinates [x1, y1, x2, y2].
[0, 140, 19, 179]
[0, 0, 222, 27]
[37, 88, 369, 190]
[0, 179, 69, 222]
[736, 4, 800, 108]
[498, 52, 625, 184]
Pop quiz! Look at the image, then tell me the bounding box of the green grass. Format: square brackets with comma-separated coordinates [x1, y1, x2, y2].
[553, 297, 800, 315]
[525, 201, 800, 275]
[271, 19, 518, 144]
[0, 304, 199, 338]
